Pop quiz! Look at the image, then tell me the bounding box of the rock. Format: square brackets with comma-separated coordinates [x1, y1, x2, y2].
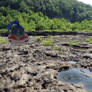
[45, 51, 58, 57]
[17, 74, 29, 85]
[33, 50, 46, 60]
[0, 36, 90, 92]
[0, 47, 11, 51]
[83, 53, 92, 59]
[25, 66, 38, 76]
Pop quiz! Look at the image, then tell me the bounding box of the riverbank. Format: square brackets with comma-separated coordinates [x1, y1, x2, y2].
[0, 35, 92, 92]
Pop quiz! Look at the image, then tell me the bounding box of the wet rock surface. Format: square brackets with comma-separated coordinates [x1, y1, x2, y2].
[0, 35, 92, 92]
[58, 68, 92, 92]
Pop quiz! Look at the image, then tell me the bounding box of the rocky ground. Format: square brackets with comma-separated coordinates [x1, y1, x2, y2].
[0, 35, 92, 92]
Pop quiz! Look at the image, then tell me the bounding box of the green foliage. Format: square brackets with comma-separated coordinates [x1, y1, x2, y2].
[58, 51, 63, 55]
[0, 9, 92, 32]
[1, 0, 92, 22]
[0, 0, 92, 32]
[69, 40, 74, 48]
[47, 35, 55, 39]
[69, 40, 80, 48]
[53, 45, 61, 50]
[0, 29, 7, 32]
[35, 36, 42, 42]
[69, 40, 76, 48]
[85, 36, 92, 43]
[0, 37, 7, 44]
[87, 91, 90, 92]
[41, 39, 53, 46]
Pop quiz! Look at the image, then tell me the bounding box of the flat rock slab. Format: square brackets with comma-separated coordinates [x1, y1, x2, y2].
[0, 35, 91, 92]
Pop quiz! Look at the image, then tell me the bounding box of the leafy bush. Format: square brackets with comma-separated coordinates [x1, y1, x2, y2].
[35, 36, 42, 42]
[41, 39, 53, 46]
[53, 45, 61, 50]
[69, 40, 80, 48]
[85, 36, 92, 43]
[0, 37, 7, 44]
[58, 51, 63, 55]
[69, 40, 74, 48]
[0, 7, 92, 32]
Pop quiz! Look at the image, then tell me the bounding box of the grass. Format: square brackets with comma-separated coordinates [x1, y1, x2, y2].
[85, 36, 92, 43]
[41, 35, 54, 46]
[0, 37, 7, 44]
[87, 91, 90, 92]
[53, 45, 61, 50]
[35, 36, 42, 42]
[69, 40, 74, 48]
[0, 29, 7, 32]
[41, 39, 53, 46]
[69, 40, 80, 48]
[58, 51, 63, 54]
[47, 35, 55, 39]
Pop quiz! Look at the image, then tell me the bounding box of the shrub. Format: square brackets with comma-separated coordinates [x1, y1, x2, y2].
[41, 39, 53, 46]
[69, 40, 80, 48]
[87, 91, 90, 92]
[0, 37, 7, 44]
[58, 51, 63, 54]
[53, 45, 61, 50]
[85, 36, 92, 43]
[69, 40, 74, 48]
[35, 36, 42, 42]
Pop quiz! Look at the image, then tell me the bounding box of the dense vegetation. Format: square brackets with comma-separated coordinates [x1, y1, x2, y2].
[0, 0, 92, 32]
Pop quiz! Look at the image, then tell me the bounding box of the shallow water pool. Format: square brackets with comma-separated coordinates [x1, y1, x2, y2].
[57, 68, 92, 92]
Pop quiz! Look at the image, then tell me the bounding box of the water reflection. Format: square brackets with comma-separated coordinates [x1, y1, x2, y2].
[68, 61, 77, 64]
[57, 68, 92, 92]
